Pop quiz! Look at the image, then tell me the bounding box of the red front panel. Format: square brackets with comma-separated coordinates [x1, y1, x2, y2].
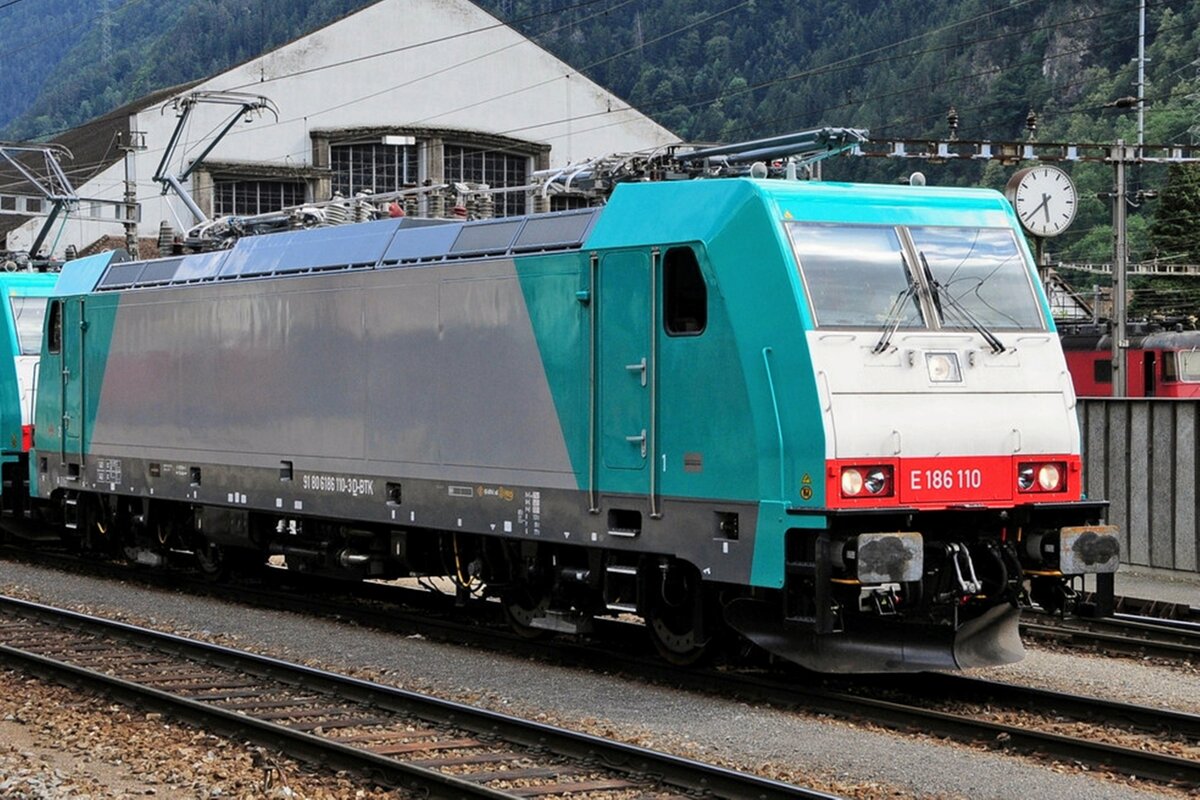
[826, 455, 1082, 509]
[899, 456, 1014, 504]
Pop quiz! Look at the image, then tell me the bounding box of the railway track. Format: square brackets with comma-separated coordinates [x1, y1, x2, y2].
[3, 545, 1199, 790]
[0, 593, 841, 800]
[1020, 609, 1200, 661]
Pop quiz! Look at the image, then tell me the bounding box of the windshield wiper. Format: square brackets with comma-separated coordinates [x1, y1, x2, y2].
[920, 252, 1005, 354]
[873, 255, 921, 354]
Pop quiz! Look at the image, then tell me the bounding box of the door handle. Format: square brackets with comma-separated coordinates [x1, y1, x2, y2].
[626, 429, 647, 458]
[625, 357, 647, 387]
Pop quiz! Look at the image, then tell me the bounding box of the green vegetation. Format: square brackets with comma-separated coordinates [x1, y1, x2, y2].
[3, 0, 1200, 316]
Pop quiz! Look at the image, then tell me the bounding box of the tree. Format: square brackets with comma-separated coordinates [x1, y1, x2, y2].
[1148, 163, 1200, 265]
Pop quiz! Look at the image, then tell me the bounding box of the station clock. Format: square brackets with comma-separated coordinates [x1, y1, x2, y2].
[1005, 165, 1078, 238]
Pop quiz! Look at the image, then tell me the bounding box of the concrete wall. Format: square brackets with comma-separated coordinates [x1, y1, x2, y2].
[1079, 399, 1200, 574]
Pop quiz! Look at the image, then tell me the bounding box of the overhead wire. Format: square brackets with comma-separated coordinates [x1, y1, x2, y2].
[6, 0, 1193, 239]
[0, 0, 150, 64]
[217, 0, 615, 93]
[169, 0, 1071, 175]
[497, 3, 1142, 145]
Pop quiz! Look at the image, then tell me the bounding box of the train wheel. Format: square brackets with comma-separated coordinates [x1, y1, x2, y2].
[646, 562, 712, 665]
[501, 583, 552, 639]
[196, 541, 231, 581]
[197, 541, 263, 581]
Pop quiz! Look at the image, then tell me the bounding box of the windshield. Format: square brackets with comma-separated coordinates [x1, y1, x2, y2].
[787, 221, 1045, 332]
[787, 223, 923, 328]
[910, 226, 1045, 331]
[1178, 350, 1200, 382]
[10, 296, 48, 356]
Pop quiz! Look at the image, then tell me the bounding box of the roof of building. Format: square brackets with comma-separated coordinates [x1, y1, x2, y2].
[1, 82, 200, 247]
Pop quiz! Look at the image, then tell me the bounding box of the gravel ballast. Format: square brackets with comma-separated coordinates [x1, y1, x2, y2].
[1, 558, 1194, 800]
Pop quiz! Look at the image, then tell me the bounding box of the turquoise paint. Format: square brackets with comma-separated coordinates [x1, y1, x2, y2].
[750, 501, 829, 588]
[53, 252, 118, 296]
[655, 245, 758, 503]
[514, 254, 591, 483]
[521, 177, 1052, 588]
[523, 181, 830, 508]
[0, 274, 58, 471]
[598, 250, 652, 479]
[32, 290, 121, 482]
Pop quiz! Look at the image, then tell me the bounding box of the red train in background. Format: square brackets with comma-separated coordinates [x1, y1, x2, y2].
[1059, 322, 1200, 398]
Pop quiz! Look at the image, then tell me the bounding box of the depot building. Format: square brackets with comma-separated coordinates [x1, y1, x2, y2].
[0, 0, 674, 259]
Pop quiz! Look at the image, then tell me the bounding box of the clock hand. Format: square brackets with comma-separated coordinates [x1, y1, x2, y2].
[1023, 194, 1050, 223]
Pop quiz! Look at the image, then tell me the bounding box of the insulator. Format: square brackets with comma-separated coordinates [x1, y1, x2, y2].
[532, 194, 549, 214]
[404, 196, 418, 217]
[477, 193, 494, 220]
[157, 221, 176, 258]
[428, 192, 445, 219]
[324, 195, 349, 226]
[353, 193, 373, 222]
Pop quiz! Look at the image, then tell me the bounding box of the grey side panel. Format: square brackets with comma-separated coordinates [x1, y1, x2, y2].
[364, 276, 441, 465]
[363, 266, 575, 477]
[91, 283, 367, 459]
[87, 260, 576, 489]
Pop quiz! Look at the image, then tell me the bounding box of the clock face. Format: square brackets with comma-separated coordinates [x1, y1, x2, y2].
[1006, 166, 1077, 238]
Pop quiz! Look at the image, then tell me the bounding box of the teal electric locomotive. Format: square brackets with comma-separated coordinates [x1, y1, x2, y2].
[26, 175, 1118, 671]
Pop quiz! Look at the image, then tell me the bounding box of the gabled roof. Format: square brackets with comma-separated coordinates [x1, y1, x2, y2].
[1, 82, 200, 247]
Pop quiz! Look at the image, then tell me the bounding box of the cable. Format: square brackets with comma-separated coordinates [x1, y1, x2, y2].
[231, 0, 641, 136]
[217, 0, 614, 94]
[0, 0, 150, 64]
[409, 0, 751, 126]
[17, 0, 637, 180]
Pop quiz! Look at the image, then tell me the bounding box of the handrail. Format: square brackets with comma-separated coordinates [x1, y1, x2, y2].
[587, 252, 599, 514]
[762, 347, 787, 502]
[649, 247, 661, 519]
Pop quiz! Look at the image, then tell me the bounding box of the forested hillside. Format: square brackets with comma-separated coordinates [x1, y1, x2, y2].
[0, 0, 371, 137]
[3, 0, 1200, 313]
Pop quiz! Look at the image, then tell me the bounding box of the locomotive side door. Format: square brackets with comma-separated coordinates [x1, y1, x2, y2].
[598, 251, 651, 474]
[60, 297, 86, 462]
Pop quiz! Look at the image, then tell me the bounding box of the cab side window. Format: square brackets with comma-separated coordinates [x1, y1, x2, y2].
[663, 246, 707, 336]
[47, 300, 61, 354]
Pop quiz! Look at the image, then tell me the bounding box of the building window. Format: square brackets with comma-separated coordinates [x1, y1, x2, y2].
[213, 179, 305, 217]
[550, 195, 592, 212]
[331, 143, 419, 196]
[443, 145, 528, 216]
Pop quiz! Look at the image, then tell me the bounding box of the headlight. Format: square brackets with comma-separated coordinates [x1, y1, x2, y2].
[841, 466, 893, 498]
[1018, 466, 1035, 491]
[1017, 461, 1066, 493]
[1037, 463, 1062, 491]
[864, 468, 891, 495]
[925, 352, 962, 383]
